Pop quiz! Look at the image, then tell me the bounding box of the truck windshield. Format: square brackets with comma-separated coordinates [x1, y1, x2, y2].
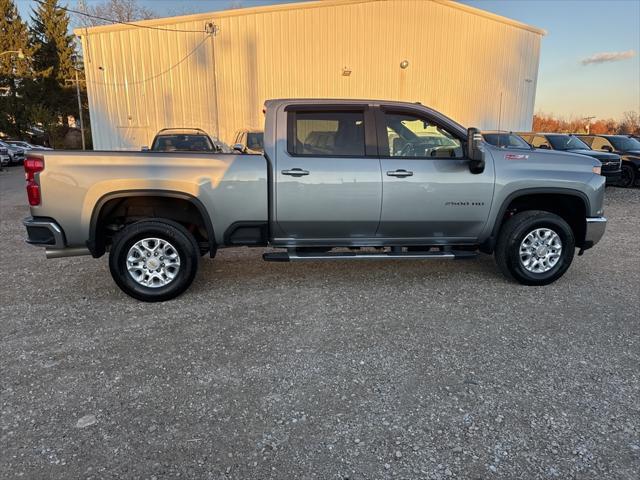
[546, 135, 590, 151]
[152, 134, 215, 152]
[483, 133, 530, 149]
[609, 136, 640, 151]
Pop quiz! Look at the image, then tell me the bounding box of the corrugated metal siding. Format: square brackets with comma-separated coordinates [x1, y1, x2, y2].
[79, 0, 542, 150]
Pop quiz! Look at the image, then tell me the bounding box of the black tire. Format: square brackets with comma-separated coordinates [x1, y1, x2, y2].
[495, 210, 575, 286]
[619, 164, 636, 188]
[109, 219, 200, 302]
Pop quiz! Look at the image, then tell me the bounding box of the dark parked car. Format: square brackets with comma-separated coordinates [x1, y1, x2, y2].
[577, 134, 640, 188]
[518, 133, 622, 185]
[146, 128, 230, 153]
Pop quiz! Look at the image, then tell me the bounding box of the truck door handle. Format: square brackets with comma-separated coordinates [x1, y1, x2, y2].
[386, 169, 413, 178]
[281, 168, 310, 177]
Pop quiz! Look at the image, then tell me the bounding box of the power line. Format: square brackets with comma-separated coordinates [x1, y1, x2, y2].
[34, 0, 208, 33]
[84, 34, 212, 87]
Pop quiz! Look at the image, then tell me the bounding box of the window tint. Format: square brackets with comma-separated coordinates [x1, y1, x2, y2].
[609, 136, 640, 150]
[531, 136, 552, 149]
[483, 133, 530, 149]
[384, 112, 463, 158]
[546, 135, 590, 150]
[292, 111, 365, 156]
[579, 136, 595, 147]
[152, 134, 215, 152]
[590, 137, 613, 151]
[247, 132, 264, 151]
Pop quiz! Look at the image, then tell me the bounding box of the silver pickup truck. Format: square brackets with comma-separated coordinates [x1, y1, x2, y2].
[23, 99, 607, 301]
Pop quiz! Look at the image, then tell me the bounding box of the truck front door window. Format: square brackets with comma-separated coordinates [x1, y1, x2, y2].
[384, 113, 463, 159]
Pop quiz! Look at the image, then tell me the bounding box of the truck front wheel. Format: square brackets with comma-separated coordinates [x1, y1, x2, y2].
[495, 210, 575, 286]
[109, 220, 200, 302]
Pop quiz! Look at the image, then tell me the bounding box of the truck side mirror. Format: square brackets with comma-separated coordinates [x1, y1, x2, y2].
[232, 143, 246, 153]
[467, 127, 485, 174]
[141, 146, 149, 152]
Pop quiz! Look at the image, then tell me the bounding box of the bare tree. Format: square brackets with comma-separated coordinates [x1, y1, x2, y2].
[618, 111, 640, 136]
[533, 111, 640, 135]
[75, 0, 155, 27]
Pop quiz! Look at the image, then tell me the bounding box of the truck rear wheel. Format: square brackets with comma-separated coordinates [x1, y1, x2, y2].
[109, 220, 200, 302]
[495, 210, 575, 286]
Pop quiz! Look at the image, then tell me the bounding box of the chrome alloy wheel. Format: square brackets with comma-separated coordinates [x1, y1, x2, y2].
[519, 228, 563, 274]
[126, 238, 181, 288]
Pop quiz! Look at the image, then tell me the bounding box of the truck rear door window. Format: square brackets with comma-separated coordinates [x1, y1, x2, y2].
[290, 111, 365, 157]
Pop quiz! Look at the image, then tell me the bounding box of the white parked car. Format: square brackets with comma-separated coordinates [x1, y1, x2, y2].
[5, 140, 52, 151]
[1, 145, 10, 167]
[0, 140, 25, 165]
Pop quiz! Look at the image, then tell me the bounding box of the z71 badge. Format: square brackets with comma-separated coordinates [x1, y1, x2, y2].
[505, 153, 529, 160]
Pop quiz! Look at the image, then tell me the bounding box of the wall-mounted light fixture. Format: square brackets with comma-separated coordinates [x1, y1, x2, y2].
[342, 67, 352, 76]
[400, 60, 409, 69]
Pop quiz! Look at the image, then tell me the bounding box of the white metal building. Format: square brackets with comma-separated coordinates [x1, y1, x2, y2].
[76, 0, 545, 150]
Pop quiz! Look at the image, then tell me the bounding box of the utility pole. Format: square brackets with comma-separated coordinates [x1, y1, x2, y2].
[583, 116, 595, 134]
[74, 67, 86, 150]
[497, 91, 503, 131]
[68, 55, 86, 150]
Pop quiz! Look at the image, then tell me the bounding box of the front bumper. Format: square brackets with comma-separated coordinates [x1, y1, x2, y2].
[10, 153, 25, 165]
[23, 217, 66, 248]
[582, 217, 607, 249]
[603, 170, 622, 185]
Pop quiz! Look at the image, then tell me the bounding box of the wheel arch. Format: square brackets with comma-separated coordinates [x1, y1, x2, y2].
[482, 188, 591, 253]
[88, 189, 216, 258]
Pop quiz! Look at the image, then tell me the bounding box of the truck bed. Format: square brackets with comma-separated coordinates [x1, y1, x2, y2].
[29, 151, 269, 248]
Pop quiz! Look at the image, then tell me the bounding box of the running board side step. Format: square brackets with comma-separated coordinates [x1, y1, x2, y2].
[263, 250, 477, 262]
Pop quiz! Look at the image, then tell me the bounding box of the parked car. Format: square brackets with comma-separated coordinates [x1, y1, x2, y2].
[482, 131, 532, 150]
[576, 134, 640, 188]
[146, 128, 230, 153]
[23, 99, 607, 301]
[5, 140, 52, 151]
[518, 133, 622, 185]
[232, 128, 264, 153]
[0, 140, 25, 166]
[0, 145, 10, 167]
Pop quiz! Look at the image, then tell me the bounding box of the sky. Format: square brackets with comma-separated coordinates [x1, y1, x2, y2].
[15, 0, 640, 120]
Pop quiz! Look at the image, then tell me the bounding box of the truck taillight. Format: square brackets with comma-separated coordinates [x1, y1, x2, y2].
[24, 156, 44, 206]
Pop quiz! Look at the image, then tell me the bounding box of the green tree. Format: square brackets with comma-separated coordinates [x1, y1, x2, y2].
[0, 0, 34, 137]
[29, 0, 80, 145]
[31, 0, 76, 82]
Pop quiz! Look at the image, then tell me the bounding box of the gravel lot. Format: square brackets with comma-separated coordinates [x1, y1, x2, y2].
[1, 166, 639, 479]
